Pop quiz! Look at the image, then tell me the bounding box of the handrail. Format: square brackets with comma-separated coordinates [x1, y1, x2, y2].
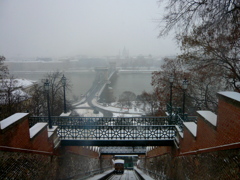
[29, 116, 176, 140]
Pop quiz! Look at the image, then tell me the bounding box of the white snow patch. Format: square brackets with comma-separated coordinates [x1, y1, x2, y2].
[60, 112, 71, 116]
[112, 113, 141, 117]
[74, 109, 103, 117]
[197, 110, 217, 126]
[0, 113, 28, 130]
[1, 78, 36, 89]
[183, 122, 197, 137]
[29, 123, 47, 138]
[91, 98, 144, 115]
[75, 102, 90, 108]
[218, 91, 240, 102]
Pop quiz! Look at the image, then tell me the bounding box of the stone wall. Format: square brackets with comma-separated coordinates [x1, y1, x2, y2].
[0, 150, 58, 180]
[138, 148, 240, 180]
[56, 150, 113, 180]
[0, 148, 113, 180]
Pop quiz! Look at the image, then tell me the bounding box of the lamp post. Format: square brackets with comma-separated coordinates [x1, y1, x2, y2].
[169, 75, 174, 123]
[61, 74, 67, 114]
[44, 79, 52, 129]
[182, 78, 188, 119]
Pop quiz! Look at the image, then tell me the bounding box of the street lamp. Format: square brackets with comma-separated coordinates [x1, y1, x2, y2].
[182, 78, 188, 118]
[169, 74, 174, 123]
[44, 79, 52, 129]
[61, 74, 67, 113]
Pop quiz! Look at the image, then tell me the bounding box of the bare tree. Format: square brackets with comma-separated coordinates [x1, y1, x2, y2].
[177, 26, 240, 92]
[0, 76, 30, 119]
[137, 91, 159, 116]
[158, 0, 240, 36]
[41, 71, 72, 116]
[0, 56, 8, 79]
[151, 58, 224, 114]
[28, 84, 45, 116]
[118, 91, 136, 109]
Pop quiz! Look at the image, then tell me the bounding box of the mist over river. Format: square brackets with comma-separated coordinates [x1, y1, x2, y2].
[11, 71, 153, 101]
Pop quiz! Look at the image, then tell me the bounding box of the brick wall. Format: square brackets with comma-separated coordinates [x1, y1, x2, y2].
[64, 146, 99, 158]
[0, 113, 112, 179]
[147, 146, 171, 157]
[177, 92, 240, 154]
[143, 91, 240, 179]
[0, 116, 30, 149]
[0, 113, 56, 153]
[217, 94, 240, 145]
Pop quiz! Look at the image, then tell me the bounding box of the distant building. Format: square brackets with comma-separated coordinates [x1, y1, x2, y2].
[0, 78, 37, 119]
[36, 57, 52, 61]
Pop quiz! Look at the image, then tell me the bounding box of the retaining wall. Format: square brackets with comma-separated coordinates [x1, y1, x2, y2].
[143, 91, 240, 179]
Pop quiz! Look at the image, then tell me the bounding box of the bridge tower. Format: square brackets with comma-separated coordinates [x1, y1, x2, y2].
[94, 67, 109, 83]
[109, 62, 116, 71]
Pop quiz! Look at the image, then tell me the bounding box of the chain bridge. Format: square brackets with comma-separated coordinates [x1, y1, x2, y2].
[29, 116, 176, 146]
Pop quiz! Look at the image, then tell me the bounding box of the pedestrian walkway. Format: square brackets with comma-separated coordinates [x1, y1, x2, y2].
[134, 167, 155, 180]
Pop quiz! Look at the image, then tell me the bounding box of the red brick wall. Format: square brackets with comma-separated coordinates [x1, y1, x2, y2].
[147, 146, 171, 157]
[0, 118, 30, 149]
[30, 127, 53, 152]
[194, 117, 218, 150]
[217, 96, 240, 145]
[147, 92, 240, 157]
[0, 114, 54, 153]
[179, 125, 197, 153]
[64, 146, 99, 158]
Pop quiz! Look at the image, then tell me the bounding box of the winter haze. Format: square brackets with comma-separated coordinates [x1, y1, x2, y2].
[0, 0, 178, 58]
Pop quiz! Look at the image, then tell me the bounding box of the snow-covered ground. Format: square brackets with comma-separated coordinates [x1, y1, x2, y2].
[72, 96, 148, 117]
[91, 98, 146, 117]
[73, 102, 103, 117]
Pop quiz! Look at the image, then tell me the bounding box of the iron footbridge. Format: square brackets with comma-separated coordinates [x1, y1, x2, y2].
[29, 117, 176, 146]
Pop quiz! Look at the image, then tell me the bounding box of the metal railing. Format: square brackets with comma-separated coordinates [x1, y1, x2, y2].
[29, 116, 176, 140]
[166, 104, 197, 131]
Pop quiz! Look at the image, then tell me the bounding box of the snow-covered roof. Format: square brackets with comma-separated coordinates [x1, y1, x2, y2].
[0, 89, 31, 105]
[197, 110, 217, 126]
[0, 113, 28, 130]
[218, 91, 240, 103]
[114, 159, 124, 164]
[183, 122, 197, 137]
[1, 78, 36, 89]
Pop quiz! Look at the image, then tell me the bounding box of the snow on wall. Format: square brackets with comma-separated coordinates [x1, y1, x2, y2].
[218, 91, 240, 102]
[0, 113, 28, 130]
[197, 110, 217, 126]
[29, 123, 48, 138]
[183, 122, 197, 137]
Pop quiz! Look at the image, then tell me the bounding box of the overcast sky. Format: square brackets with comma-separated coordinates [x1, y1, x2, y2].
[0, 0, 179, 58]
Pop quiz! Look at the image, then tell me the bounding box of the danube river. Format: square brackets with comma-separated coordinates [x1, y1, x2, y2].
[11, 71, 153, 101]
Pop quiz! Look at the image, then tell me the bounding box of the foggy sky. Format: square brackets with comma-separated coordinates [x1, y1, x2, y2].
[0, 0, 179, 58]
